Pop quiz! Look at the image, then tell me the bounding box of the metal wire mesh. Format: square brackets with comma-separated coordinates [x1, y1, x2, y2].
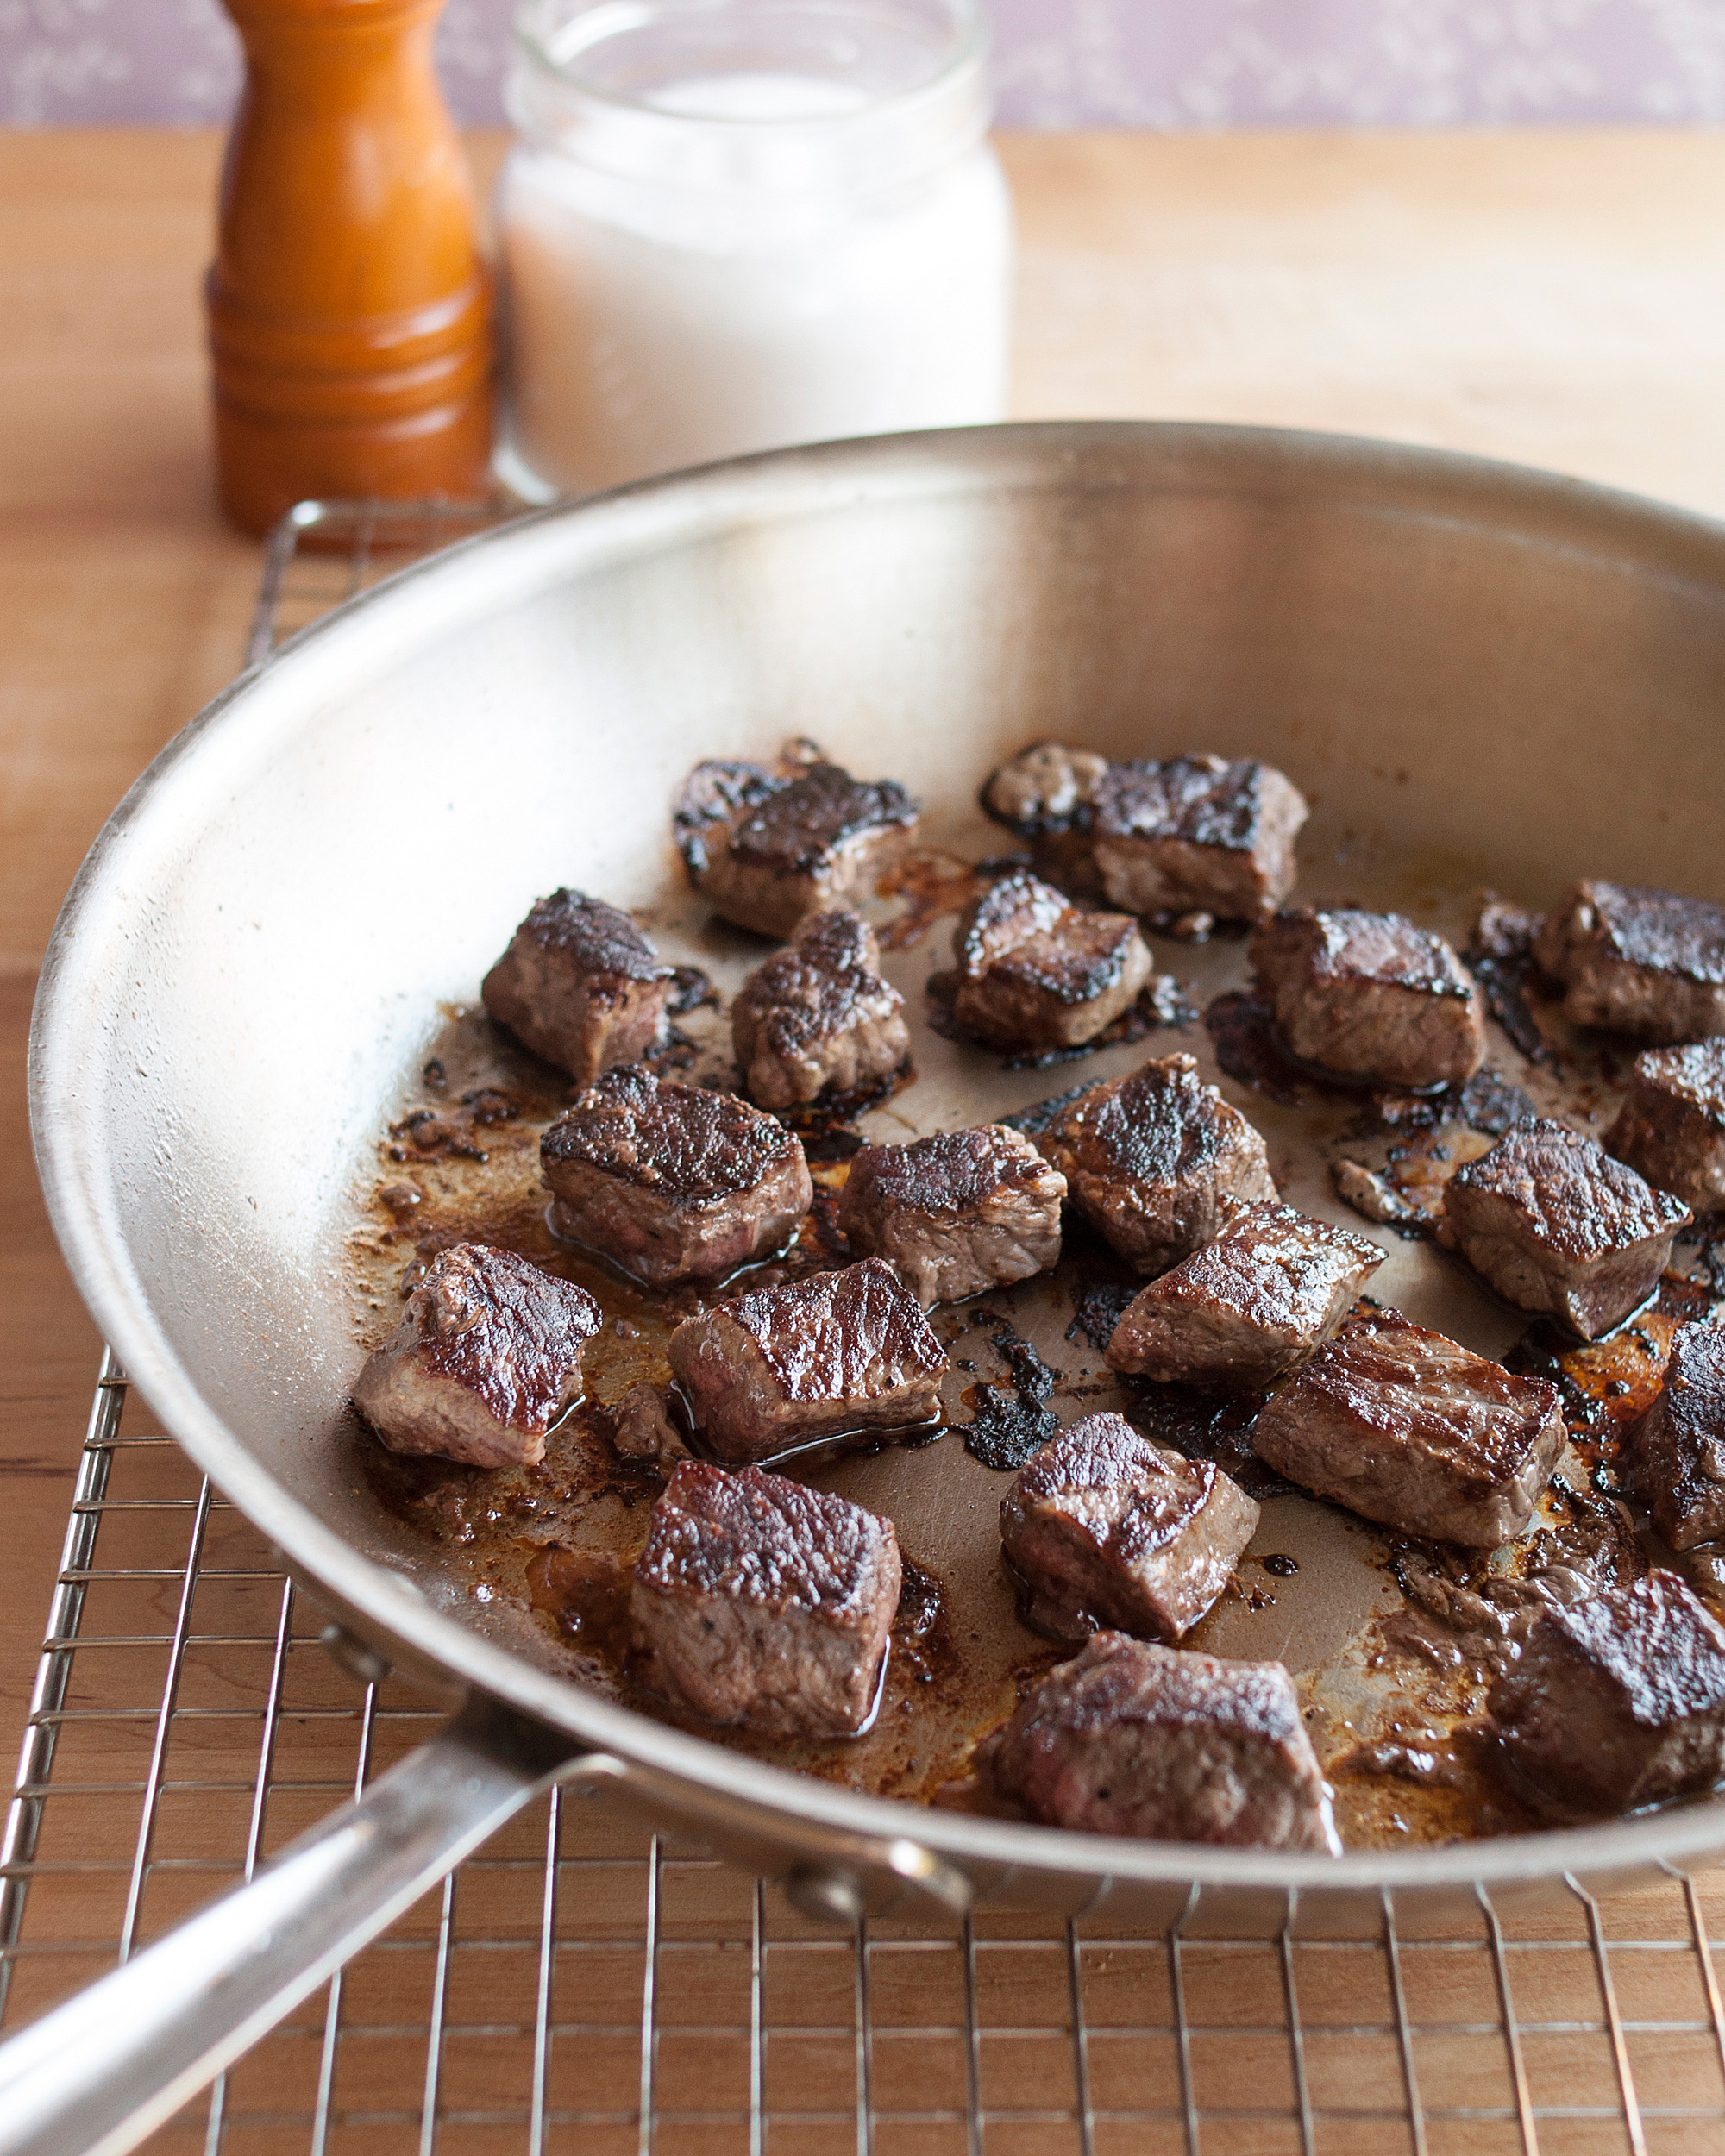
[5, 503, 1725, 2154]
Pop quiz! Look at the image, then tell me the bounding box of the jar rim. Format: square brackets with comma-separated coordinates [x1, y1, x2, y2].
[511, 0, 989, 134]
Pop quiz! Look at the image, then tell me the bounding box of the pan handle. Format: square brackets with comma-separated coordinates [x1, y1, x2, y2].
[0, 1695, 595, 2156]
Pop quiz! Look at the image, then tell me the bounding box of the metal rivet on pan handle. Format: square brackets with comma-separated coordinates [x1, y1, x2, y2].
[787, 1839, 973, 1925]
[319, 1622, 391, 1689]
[786, 1863, 868, 1925]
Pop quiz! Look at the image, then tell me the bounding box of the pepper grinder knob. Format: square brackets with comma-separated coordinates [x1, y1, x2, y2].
[205, 0, 495, 536]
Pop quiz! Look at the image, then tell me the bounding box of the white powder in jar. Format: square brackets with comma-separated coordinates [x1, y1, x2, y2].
[497, 34, 1013, 498]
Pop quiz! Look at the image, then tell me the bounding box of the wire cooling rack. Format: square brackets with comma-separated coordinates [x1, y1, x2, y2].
[6, 501, 1725, 2155]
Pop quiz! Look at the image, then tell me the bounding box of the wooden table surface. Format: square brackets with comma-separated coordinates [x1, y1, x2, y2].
[7, 124, 1725, 2136]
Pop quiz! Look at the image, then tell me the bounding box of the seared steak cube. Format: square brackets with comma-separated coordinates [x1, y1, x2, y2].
[612, 1381, 692, 1468]
[1625, 1325, 1725, 1551]
[1488, 1570, 1725, 1815]
[1474, 899, 1544, 962]
[481, 888, 673, 1082]
[987, 1631, 1339, 1852]
[1105, 1204, 1384, 1387]
[1089, 755, 1310, 921]
[1036, 1051, 1279, 1275]
[674, 754, 919, 938]
[630, 1461, 901, 1735]
[949, 871, 1152, 1052]
[1607, 1039, 1725, 1213]
[981, 745, 1308, 922]
[1251, 1307, 1565, 1545]
[1249, 907, 1486, 1088]
[667, 1257, 947, 1463]
[354, 1243, 600, 1469]
[732, 909, 908, 1109]
[542, 1067, 812, 1289]
[837, 1123, 1066, 1307]
[1440, 1117, 1690, 1340]
[981, 741, 1111, 830]
[1000, 1412, 1260, 1644]
[1535, 880, 1725, 1043]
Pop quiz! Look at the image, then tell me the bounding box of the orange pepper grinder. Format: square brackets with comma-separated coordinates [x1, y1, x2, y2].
[205, 0, 494, 536]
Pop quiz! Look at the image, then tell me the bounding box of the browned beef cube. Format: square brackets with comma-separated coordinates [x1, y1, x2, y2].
[353, 1244, 600, 1469]
[1474, 899, 1544, 962]
[542, 1067, 812, 1289]
[731, 909, 908, 1109]
[980, 741, 1111, 834]
[666, 1257, 947, 1464]
[1535, 880, 1725, 1043]
[1250, 1307, 1565, 1545]
[1625, 1325, 1725, 1550]
[1105, 1204, 1384, 1387]
[1488, 1570, 1725, 1815]
[837, 1123, 1066, 1307]
[986, 1631, 1339, 1851]
[1249, 907, 1486, 1088]
[674, 754, 919, 938]
[1036, 1051, 1279, 1275]
[981, 745, 1308, 921]
[1440, 1118, 1690, 1340]
[1607, 1040, 1725, 1213]
[949, 871, 1152, 1052]
[630, 1461, 901, 1735]
[612, 1382, 693, 1468]
[1000, 1412, 1260, 1644]
[480, 889, 673, 1082]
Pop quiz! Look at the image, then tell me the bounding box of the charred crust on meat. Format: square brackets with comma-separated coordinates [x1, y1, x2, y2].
[1488, 1570, 1725, 1815]
[979, 745, 1308, 922]
[541, 1067, 812, 1288]
[1535, 881, 1725, 1042]
[630, 1461, 902, 1736]
[979, 741, 1110, 834]
[353, 1243, 601, 1470]
[850, 1124, 1058, 1215]
[1544, 881, 1725, 986]
[671, 760, 782, 875]
[508, 889, 668, 981]
[1000, 1411, 1260, 1644]
[1249, 907, 1486, 1090]
[543, 1067, 802, 1202]
[1249, 1305, 1566, 1547]
[953, 876, 1131, 997]
[947, 871, 1153, 1052]
[837, 1123, 1067, 1307]
[1440, 1117, 1691, 1340]
[480, 889, 674, 1082]
[985, 1631, 1340, 1852]
[1105, 1203, 1386, 1387]
[731, 762, 918, 874]
[674, 752, 919, 937]
[666, 1257, 949, 1464]
[1035, 1051, 1279, 1275]
[732, 908, 910, 1110]
[1607, 1039, 1725, 1213]
[1624, 1325, 1725, 1551]
[1472, 899, 1544, 963]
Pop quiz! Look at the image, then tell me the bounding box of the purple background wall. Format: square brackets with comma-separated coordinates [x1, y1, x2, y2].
[8, 0, 1725, 128]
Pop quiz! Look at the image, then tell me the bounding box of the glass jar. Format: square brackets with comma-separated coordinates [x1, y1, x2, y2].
[496, 0, 1013, 499]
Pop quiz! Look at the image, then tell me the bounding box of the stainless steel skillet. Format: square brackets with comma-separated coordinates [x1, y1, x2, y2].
[16, 420, 1725, 2153]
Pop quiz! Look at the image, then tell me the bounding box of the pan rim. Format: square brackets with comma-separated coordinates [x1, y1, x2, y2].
[31, 415, 1725, 1898]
